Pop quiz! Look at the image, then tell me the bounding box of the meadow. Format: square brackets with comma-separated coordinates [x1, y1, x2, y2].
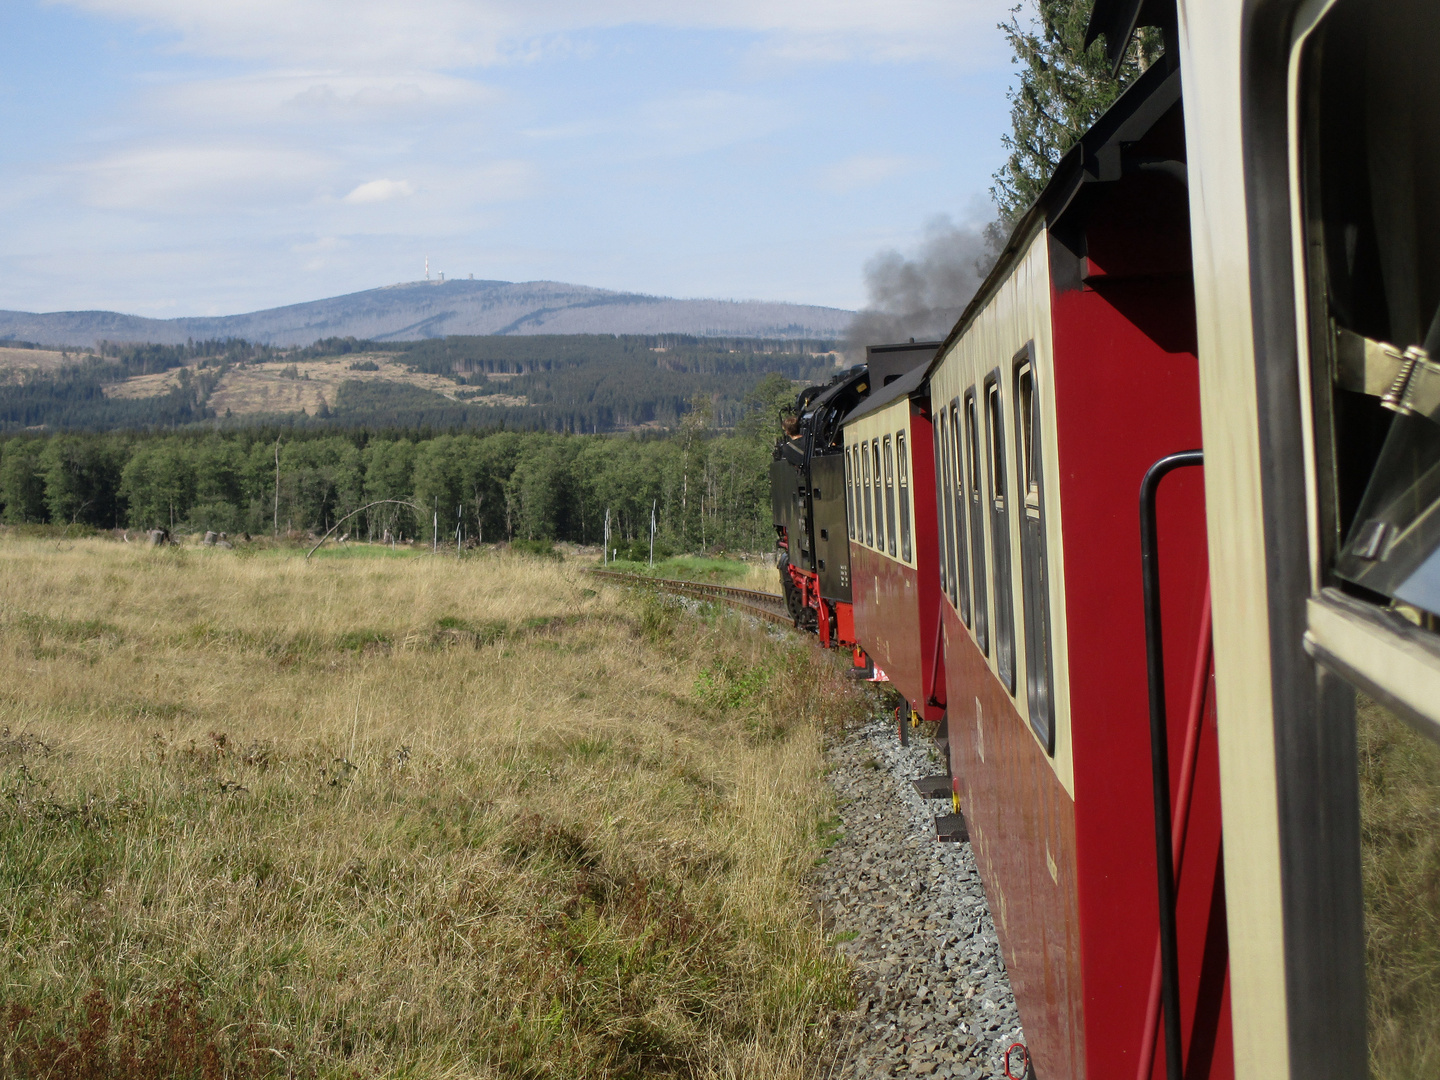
[1357, 696, 1440, 1078]
[0, 536, 867, 1078]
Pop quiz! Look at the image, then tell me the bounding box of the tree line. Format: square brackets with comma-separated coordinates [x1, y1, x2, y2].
[0, 333, 837, 435]
[0, 375, 796, 553]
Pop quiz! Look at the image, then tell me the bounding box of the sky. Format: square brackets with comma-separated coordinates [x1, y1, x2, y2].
[0, 0, 1018, 318]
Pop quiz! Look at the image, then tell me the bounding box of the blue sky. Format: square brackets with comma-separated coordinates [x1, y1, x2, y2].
[0, 0, 1016, 317]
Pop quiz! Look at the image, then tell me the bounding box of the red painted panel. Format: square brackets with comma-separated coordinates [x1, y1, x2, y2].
[944, 606, 1084, 1079]
[850, 541, 924, 706]
[1048, 256, 1233, 1079]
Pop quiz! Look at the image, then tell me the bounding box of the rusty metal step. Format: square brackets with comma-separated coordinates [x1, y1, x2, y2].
[912, 774, 953, 799]
[935, 810, 969, 843]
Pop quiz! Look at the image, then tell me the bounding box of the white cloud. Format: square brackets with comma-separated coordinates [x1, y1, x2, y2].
[54, 0, 1012, 67]
[137, 71, 497, 130]
[820, 154, 916, 194]
[343, 178, 415, 204]
[76, 145, 333, 210]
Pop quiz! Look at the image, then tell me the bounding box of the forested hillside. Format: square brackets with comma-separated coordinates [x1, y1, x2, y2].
[0, 374, 797, 553]
[0, 334, 838, 434]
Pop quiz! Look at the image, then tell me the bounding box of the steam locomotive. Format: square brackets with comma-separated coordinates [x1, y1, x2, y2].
[770, 1, 1440, 1078]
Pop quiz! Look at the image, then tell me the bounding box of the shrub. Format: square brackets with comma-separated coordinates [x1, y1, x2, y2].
[510, 538, 561, 560]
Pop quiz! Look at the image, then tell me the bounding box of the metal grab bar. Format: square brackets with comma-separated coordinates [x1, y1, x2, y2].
[1137, 583, 1213, 1080]
[1138, 449, 1204, 1080]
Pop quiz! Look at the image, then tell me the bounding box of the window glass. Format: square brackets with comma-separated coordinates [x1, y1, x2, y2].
[934, 423, 949, 593]
[986, 375, 1015, 693]
[1014, 358, 1054, 752]
[872, 440, 884, 551]
[1300, 7, 1440, 1068]
[862, 439, 874, 547]
[898, 431, 912, 563]
[949, 402, 971, 626]
[845, 448, 856, 539]
[966, 390, 989, 654]
[883, 435, 898, 557]
[940, 414, 959, 604]
[1355, 694, 1440, 1076]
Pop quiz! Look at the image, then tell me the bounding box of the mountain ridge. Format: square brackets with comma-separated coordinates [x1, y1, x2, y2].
[0, 278, 854, 349]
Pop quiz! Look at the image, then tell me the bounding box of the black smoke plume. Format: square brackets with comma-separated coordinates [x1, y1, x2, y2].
[845, 214, 999, 357]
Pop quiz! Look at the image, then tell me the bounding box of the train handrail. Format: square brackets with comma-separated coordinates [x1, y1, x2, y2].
[1138, 448, 1204, 1080]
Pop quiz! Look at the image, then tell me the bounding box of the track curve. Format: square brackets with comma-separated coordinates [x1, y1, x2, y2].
[588, 568, 794, 628]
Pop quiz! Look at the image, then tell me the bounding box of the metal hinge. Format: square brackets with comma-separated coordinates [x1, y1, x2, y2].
[1334, 324, 1440, 422]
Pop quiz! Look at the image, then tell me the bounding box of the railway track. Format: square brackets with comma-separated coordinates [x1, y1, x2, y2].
[587, 568, 794, 628]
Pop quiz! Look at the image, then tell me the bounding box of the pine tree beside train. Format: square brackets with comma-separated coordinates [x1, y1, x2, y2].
[990, 0, 1164, 225]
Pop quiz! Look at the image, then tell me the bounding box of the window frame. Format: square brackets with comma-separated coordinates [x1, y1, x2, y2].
[985, 371, 1015, 693]
[897, 429, 912, 563]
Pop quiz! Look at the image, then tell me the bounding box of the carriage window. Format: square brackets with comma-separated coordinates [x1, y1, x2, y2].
[986, 374, 1016, 694]
[1304, 0, 1440, 641]
[934, 424, 949, 593]
[858, 440, 869, 550]
[845, 448, 856, 540]
[1015, 357, 1054, 752]
[939, 412, 959, 605]
[897, 431, 912, 563]
[966, 389, 989, 654]
[1299, 4, 1440, 1069]
[949, 401, 972, 626]
[883, 436, 898, 557]
[872, 440, 884, 552]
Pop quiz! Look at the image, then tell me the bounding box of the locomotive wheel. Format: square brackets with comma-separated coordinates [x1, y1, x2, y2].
[778, 554, 805, 625]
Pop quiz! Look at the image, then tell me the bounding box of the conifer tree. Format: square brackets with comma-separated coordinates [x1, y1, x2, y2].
[990, 0, 1163, 225]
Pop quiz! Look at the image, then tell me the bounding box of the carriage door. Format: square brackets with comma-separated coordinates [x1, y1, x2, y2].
[1015, 353, 1054, 752]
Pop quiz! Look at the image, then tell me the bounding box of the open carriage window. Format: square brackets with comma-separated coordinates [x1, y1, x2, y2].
[897, 431, 912, 563]
[1299, 3, 1440, 1070]
[1303, 0, 1440, 641]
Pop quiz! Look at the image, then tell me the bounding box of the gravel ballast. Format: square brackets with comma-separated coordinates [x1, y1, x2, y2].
[817, 717, 1025, 1079]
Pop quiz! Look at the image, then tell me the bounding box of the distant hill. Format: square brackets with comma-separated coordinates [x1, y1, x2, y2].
[0, 279, 854, 349]
[0, 333, 842, 434]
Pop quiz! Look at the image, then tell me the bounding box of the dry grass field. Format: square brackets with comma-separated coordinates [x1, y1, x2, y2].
[0, 348, 74, 379]
[0, 537, 867, 1078]
[1357, 696, 1440, 1078]
[98, 354, 528, 417]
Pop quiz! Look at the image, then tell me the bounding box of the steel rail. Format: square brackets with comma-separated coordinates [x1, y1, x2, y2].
[587, 568, 794, 628]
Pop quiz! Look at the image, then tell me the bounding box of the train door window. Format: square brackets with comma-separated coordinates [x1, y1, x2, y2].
[883, 436, 898, 557]
[1298, 5, 1440, 1068]
[949, 401, 972, 626]
[933, 424, 950, 594]
[1014, 354, 1054, 752]
[965, 389, 990, 654]
[897, 431, 912, 563]
[845, 448, 856, 540]
[872, 440, 885, 552]
[985, 372, 1016, 693]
